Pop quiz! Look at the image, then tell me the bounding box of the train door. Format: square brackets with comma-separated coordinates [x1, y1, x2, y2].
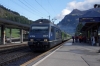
[50, 26, 55, 40]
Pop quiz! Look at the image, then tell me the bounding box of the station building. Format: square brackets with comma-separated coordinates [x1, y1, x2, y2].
[79, 17, 100, 46]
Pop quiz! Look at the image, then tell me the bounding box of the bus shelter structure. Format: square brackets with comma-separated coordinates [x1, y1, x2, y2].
[79, 17, 100, 46]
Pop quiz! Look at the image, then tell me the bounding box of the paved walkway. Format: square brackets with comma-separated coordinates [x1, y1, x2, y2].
[0, 42, 27, 48]
[28, 39, 100, 66]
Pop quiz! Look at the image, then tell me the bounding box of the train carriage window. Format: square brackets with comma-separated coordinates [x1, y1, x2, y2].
[59, 31, 62, 38]
[50, 26, 55, 37]
[56, 29, 59, 39]
[55, 28, 62, 39]
[58, 30, 62, 39]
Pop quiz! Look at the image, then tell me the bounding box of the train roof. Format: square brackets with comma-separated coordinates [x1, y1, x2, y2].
[31, 19, 61, 29]
[32, 19, 51, 24]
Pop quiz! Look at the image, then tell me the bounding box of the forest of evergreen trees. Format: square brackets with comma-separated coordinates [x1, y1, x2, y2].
[0, 5, 33, 25]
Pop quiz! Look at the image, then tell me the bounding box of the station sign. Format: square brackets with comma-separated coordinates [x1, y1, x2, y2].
[79, 17, 100, 22]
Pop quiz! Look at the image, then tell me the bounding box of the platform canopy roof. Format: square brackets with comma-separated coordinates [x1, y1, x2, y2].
[79, 17, 100, 22]
[79, 17, 100, 31]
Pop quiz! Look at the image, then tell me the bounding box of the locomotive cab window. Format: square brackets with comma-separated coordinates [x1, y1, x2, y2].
[30, 26, 49, 33]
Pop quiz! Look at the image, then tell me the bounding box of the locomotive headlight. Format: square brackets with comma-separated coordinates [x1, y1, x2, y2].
[44, 39, 48, 41]
[30, 39, 34, 41]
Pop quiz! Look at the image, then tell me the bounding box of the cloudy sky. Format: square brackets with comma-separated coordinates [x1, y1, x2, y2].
[0, 0, 100, 24]
[56, 0, 100, 20]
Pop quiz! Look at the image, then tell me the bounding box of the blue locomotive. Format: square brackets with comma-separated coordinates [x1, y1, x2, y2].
[28, 19, 70, 51]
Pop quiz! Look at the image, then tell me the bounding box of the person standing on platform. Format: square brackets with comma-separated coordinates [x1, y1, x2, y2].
[72, 36, 74, 43]
[91, 35, 95, 46]
[79, 35, 82, 43]
[75, 36, 78, 42]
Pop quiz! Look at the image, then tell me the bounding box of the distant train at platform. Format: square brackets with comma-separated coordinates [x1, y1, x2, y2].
[28, 19, 71, 51]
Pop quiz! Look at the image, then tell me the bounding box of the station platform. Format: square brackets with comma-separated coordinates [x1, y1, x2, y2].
[26, 39, 100, 66]
[0, 42, 27, 48]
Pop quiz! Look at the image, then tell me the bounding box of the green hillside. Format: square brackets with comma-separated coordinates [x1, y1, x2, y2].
[0, 5, 33, 38]
[0, 28, 20, 38]
[5, 28, 20, 38]
[0, 4, 33, 25]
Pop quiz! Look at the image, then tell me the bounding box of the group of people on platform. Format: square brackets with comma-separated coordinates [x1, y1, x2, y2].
[72, 35, 86, 43]
[72, 35, 98, 46]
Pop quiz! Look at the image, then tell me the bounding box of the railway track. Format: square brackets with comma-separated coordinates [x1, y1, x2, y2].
[21, 41, 67, 66]
[0, 44, 31, 66]
[0, 41, 67, 66]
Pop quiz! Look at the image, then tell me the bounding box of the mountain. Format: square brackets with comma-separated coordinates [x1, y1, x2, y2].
[70, 9, 87, 15]
[57, 8, 100, 35]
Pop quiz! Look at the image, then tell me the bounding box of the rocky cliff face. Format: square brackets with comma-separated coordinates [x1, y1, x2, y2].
[57, 8, 100, 35]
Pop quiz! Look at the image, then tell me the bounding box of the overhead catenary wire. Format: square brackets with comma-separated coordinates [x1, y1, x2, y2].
[11, 0, 29, 12]
[9, 0, 57, 21]
[24, 0, 47, 17]
[47, 0, 57, 21]
[11, 0, 42, 18]
[35, 0, 50, 15]
[18, 0, 42, 17]
[48, 0, 56, 14]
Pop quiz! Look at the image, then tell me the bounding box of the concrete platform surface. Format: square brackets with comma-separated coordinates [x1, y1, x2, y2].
[27, 39, 100, 66]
